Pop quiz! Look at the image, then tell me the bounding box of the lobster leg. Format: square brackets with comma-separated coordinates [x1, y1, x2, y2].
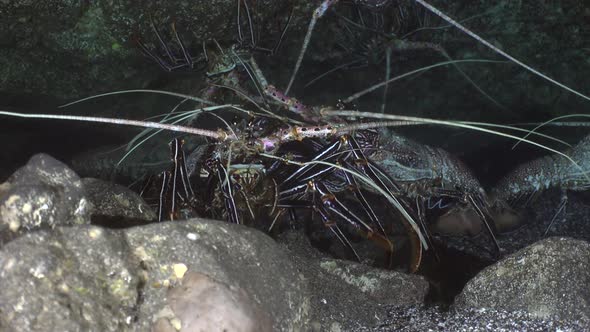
[140, 19, 187, 71]
[281, 138, 343, 187]
[341, 159, 420, 253]
[154, 138, 200, 221]
[281, 141, 421, 269]
[277, 150, 395, 263]
[413, 196, 437, 260]
[311, 180, 397, 263]
[136, 38, 183, 72]
[427, 186, 501, 252]
[344, 135, 424, 270]
[236, 0, 256, 48]
[158, 171, 172, 221]
[170, 138, 196, 200]
[275, 134, 425, 270]
[170, 22, 195, 69]
[543, 190, 568, 236]
[313, 181, 380, 236]
[466, 194, 501, 252]
[311, 192, 362, 262]
[137, 17, 205, 72]
[340, 161, 383, 234]
[271, 7, 293, 55]
[216, 162, 241, 224]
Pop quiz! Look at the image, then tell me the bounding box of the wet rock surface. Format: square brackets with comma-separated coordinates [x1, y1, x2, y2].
[0, 219, 308, 331]
[454, 237, 590, 325]
[279, 231, 429, 331]
[3, 221, 589, 331]
[0, 226, 139, 332]
[1, 154, 590, 330]
[81, 177, 156, 226]
[0, 0, 313, 100]
[0, 153, 158, 244]
[153, 271, 274, 332]
[0, 153, 93, 243]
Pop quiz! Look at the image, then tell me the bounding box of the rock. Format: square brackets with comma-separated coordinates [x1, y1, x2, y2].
[0, 0, 315, 100]
[0, 153, 93, 244]
[278, 230, 429, 331]
[0, 153, 161, 245]
[127, 219, 309, 331]
[0, 219, 309, 331]
[153, 271, 273, 332]
[81, 177, 156, 227]
[0, 226, 139, 331]
[360, 305, 587, 331]
[454, 237, 590, 324]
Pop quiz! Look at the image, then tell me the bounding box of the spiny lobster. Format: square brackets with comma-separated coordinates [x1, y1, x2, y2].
[2, 0, 589, 272]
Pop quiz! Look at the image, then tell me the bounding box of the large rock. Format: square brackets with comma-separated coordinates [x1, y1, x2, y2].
[0, 154, 158, 245]
[0, 0, 315, 100]
[454, 237, 590, 324]
[0, 153, 93, 243]
[0, 219, 309, 331]
[81, 177, 156, 226]
[279, 231, 429, 331]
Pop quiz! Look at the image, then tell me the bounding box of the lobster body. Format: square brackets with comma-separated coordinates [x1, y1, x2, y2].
[369, 129, 499, 250]
[492, 134, 590, 206]
[372, 129, 487, 201]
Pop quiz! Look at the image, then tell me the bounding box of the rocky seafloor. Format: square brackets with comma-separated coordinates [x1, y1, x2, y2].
[1, 153, 589, 331]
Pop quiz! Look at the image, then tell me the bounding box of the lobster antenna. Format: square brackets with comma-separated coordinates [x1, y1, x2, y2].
[285, 0, 337, 94]
[125, 99, 192, 151]
[400, 11, 493, 39]
[367, 118, 571, 149]
[510, 121, 590, 128]
[0, 108, 235, 141]
[123, 100, 257, 164]
[414, 0, 590, 103]
[59, 89, 216, 108]
[512, 114, 590, 149]
[344, 59, 505, 104]
[304, 59, 363, 88]
[434, 46, 505, 110]
[458, 120, 571, 148]
[323, 109, 589, 183]
[118, 108, 220, 168]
